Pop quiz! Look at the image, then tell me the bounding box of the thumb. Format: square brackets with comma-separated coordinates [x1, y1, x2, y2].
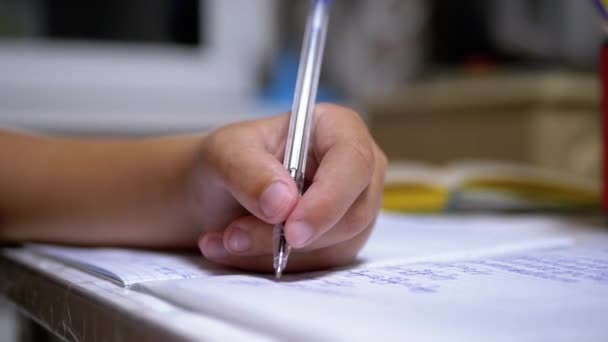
[212, 143, 298, 224]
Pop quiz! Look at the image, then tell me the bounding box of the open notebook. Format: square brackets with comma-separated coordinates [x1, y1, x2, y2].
[29, 213, 570, 287]
[27, 213, 608, 341]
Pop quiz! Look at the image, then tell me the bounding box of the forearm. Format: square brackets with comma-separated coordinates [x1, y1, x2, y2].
[0, 131, 204, 248]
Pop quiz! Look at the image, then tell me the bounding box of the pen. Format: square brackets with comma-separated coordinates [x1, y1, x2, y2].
[273, 0, 332, 279]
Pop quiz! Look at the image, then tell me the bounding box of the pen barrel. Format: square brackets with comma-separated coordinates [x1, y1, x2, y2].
[284, 0, 331, 188]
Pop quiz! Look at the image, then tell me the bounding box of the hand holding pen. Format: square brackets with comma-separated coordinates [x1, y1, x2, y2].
[197, 104, 387, 274]
[196, 2, 387, 274]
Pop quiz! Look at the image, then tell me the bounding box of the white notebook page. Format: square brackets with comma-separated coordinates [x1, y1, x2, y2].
[27, 213, 570, 287]
[29, 245, 228, 286]
[140, 247, 608, 342]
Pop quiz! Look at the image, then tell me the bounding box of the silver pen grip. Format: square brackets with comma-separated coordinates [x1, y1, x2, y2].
[283, 0, 330, 184]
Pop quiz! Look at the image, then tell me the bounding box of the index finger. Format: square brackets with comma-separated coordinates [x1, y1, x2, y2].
[284, 104, 375, 248]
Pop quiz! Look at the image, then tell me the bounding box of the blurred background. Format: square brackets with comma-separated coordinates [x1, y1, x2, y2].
[0, 0, 603, 339]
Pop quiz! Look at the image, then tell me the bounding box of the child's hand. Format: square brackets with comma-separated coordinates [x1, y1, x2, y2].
[196, 104, 387, 273]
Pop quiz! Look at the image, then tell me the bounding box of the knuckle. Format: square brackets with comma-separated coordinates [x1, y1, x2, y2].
[349, 140, 375, 178]
[316, 103, 366, 127]
[303, 186, 340, 232]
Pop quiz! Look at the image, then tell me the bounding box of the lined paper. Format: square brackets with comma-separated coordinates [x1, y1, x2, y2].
[29, 245, 227, 286]
[140, 247, 608, 341]
[28, 213, 571, 287]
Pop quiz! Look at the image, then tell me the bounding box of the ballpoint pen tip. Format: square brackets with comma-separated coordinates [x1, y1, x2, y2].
[274, 231, 289, 280]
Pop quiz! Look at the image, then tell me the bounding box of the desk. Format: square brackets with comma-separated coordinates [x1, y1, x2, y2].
[1, 213, 607, 342]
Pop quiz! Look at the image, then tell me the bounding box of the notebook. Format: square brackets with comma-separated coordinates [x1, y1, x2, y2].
[26, 213, 608, 341]
[29, 213, 570, 287]
[140, 247, 608, 341]
[29, 244, 227, 286]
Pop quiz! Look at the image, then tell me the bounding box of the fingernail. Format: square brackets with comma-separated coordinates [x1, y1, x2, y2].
[260, 181, 291, 218]
[228, 228, 251, 253]
[203, 236, 229, 259]
[289, 222, 315, 248]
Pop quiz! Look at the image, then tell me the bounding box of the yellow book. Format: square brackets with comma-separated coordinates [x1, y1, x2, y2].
[383, 161, 599, 213]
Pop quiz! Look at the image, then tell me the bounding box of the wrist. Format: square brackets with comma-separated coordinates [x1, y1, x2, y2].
[163, 134, 209, 234]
